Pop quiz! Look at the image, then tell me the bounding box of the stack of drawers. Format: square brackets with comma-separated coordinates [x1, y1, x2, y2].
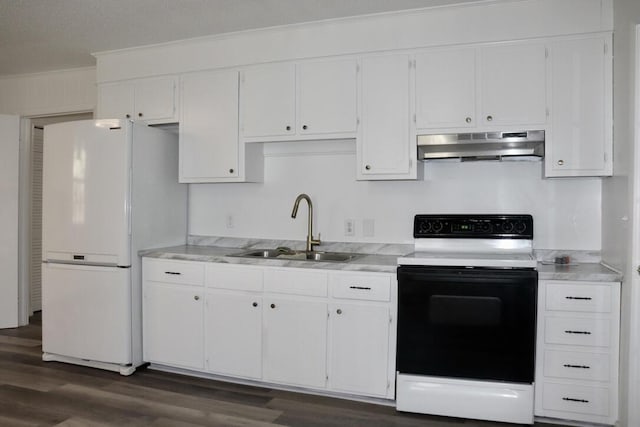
[535, 280, 620, 425]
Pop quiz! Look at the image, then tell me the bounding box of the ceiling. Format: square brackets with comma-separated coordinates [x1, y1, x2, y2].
[0, 0, 482, 77]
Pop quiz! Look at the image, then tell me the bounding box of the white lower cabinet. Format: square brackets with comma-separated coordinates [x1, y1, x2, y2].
[142, 259, 205, 370]
[535, 280, 620, 425]
[143, 258, 396, 401]
[205, 291, 262, 379]
[263, 297, 328, 388]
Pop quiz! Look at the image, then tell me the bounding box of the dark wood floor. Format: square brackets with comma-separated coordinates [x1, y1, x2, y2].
[0, 314, 567, 427]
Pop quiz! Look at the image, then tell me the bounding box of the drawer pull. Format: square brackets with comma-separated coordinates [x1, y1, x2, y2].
[563, 364, 591, 369]
[562, 397, 589, 403]
[565, 296, 593, 300]
[564, 330, 591, 335]
[164, 271, 182, 275]
[349, 286, 371, 290]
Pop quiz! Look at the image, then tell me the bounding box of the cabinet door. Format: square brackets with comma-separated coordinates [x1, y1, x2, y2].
[180, 70, 239, 182]
[479, 43, 547, 126]
[297, 59, 357, 135]
[263, 297, 327, 388]
[546, 36, 612, 177]
[134, 76, 177, 122]
[415, 48, 476, 129]
[205, 292, 262, 379]
[358, 54, 415, 180]
[329, 303, 390, 397]
[143, 282, 204, 369]
[240, 63, 295, 138]
[97, 82, 134, 120]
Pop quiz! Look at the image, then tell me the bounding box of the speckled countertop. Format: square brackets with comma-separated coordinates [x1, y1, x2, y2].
[140, 238, 623, 282]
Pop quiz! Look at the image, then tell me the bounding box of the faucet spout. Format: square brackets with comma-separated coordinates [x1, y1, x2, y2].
[291, 193, 321, 252]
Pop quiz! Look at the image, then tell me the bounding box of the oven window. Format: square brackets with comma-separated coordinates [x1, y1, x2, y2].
[397, 266, 537, 383]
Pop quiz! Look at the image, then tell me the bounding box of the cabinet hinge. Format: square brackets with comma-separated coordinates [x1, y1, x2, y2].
[545, 48, 549, 59]
[604, 42, 608, 55]
[389, 314, 392, 324]
[413, 114, 416, 124]
[327, 311, 330, 318]
[604, 152, 608, 162]
[326, 374, 329, 381]
[356, 64, 360, 73]
[546, 107, 550, 118]
[387, 380, 391, 389]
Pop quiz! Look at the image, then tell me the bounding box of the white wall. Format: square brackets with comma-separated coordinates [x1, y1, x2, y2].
[0, 67, 96, 116]
[189, 141, 601, 250]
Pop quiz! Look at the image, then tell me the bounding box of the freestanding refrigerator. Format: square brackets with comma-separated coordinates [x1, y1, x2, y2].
[41, 119, 187, 375]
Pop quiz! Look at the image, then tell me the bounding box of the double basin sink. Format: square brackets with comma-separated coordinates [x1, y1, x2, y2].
[231, 247, 361, 263]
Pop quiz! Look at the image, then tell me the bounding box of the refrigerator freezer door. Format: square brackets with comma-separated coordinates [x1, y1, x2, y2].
[42, 120, 131, 266]
[42, 262, 132, 364]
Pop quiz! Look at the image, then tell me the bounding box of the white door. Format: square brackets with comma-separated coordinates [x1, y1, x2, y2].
[415, 48, 476, 129]
[297, 59, 358, 135]
[358, 54, 414, 179]
[263, 297, 327, 388]
[42, 120, 131, 266]
[205, 291, 262, 379]
[0, 115, 20, 329]
[42, 263, 131, 363]
[479, 43, 547, 126]
[180, 70, 239, 181]
[329, 303, 390, 397]
[143, 282, 204, 369]
[240, 63, 295, 138]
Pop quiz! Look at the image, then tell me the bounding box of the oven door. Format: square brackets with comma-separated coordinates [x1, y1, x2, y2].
[397, 266, 537, 383]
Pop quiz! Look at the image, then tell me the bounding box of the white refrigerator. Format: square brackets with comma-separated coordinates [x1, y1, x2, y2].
[41, 119, 187, 375]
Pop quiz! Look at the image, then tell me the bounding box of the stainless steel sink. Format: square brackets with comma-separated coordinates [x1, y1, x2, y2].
[230, 248, 360, 263]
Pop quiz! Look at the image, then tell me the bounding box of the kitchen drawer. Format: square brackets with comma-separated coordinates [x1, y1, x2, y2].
[542, 382, 610, 416]
[543, 349, 610, 382]
[206, 264, 263, 292]
[330, 273, 391, 302]
[264, 268, 328, 297]
[144, 259, 205, 286]
[545, 316, 610, 348]
[546, 282, 612, 313]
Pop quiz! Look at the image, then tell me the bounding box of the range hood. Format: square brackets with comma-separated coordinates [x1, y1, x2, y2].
[417, 130, 544, 161]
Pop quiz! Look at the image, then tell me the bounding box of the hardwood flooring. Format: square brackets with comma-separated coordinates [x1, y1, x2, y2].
[0, 314, 567, 427]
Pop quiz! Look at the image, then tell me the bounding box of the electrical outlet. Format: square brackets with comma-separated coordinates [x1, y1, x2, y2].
[345, 219, 355, 236]
[363, 218, 375, 237]
[226, 215, 234, 229]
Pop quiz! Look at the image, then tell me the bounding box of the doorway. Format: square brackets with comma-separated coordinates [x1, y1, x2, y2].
[28, 113, 92, 314]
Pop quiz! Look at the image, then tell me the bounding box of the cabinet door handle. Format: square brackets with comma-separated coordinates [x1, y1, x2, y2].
[270, 303, 276, 309]
[465, 117, 472, 123]
[336, 309, 342, 315]
[558, 159, 564, 166]
[486, 115, 493, 122]
[365, 164, 371, 170]
[564, 330, 591, 335]
[125, 114, 131, 119]
[349, 286, 371, 290]
[164, 271, 181, 275]
[562, 397, 589, 403]
[565, 296, 592, 301]
[302, 125, 308, 130]
[285, 125, 291, 131]
[138, 112, 143, 118]
[229, 168, 234, 174]
[563, 364, 591, 369]
[252, 302, 258, 307]
[194, 295, 200, 301]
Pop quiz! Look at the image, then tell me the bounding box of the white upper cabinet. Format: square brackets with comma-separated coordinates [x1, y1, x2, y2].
[180, 70, 239, 182]
[415, 48, 476, 129]
[415, 42, 547, 131]
[479, 42, 547, 127]
[240, 62, 296, 139]
[357, 53, 416, 180]
[297, 59, 358, 135]
[97, 76, 178, 124]
[240, 59, 358, 141]
[545, 35, 612, 177]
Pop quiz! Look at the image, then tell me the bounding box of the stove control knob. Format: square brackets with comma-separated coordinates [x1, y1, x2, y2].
[502, 221, 514, 233]
[432, 221, 444, 233]
[418, 220, 432, 234]
[515, 221, 526, 234]
[479, 222, 491, 233]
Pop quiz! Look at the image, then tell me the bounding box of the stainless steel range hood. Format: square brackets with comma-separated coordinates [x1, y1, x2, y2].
[417, 130, 545, 161]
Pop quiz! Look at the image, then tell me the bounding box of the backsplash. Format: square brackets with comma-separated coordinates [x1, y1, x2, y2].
[188, 141, 602, 250]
